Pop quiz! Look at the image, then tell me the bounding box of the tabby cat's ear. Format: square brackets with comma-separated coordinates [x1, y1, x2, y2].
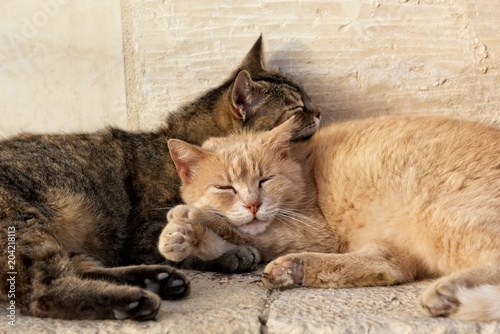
[238, 35, 265, 74]
[168, 139, 206, 184]
[230, 70, 265, 120]
[263, 118, 295, 159]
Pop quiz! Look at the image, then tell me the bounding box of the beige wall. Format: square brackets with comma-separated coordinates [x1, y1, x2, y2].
[1, 0, 499, 137]
[0, 0, 126, 137]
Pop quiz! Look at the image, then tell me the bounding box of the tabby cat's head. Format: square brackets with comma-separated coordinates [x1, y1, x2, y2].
[222, 36, 321, 141]
[168, 119, 305, 235]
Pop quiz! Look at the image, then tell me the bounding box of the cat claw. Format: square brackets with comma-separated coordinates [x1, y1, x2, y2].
[262, 257, 304, 289]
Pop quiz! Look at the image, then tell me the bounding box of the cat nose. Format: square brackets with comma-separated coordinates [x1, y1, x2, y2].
[244, 200, 261, 215]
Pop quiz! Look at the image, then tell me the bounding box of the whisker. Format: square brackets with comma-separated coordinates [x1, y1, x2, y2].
[272, 215, 329, 236]
[150, 206, 176, 211]
[274, 211, 328, 234]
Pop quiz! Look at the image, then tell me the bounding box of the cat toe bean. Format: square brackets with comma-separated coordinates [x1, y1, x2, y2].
[158, 275, 189, 300]
[86, 264, 191, 302]
[167, 204, 191, 221]
[262, 257, 304, 289]
[114, 265, 190, 300]
[144, 279, 160, 295]
[158, 272, 169, 280]
[111, 290, 160, 321]
[113, 296, 156, 321]
[159, 223, 194, 262]
[168, 205, 206, 225]
[420, 282, 460, 317]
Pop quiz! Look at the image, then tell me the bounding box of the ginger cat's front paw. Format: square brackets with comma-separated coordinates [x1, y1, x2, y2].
[159, 204, 237, 262]
[158, 223, 194, 262]
[262, 255, 305, 289]
[421, 278, 462, 318]
[167, 204, 206, 223]
[159, 205, 200, 262]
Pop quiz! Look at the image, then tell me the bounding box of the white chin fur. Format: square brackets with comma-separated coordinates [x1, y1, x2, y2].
[238, 220, 269, 236]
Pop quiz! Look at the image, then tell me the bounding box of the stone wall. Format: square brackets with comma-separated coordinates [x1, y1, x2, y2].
[1, 0, 499, 137]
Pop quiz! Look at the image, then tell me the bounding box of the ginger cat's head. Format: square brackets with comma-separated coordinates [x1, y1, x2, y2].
[168, 119, 305, 236]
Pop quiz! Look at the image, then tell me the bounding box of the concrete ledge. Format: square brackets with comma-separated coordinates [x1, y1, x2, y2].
[2, 269, 499, 333]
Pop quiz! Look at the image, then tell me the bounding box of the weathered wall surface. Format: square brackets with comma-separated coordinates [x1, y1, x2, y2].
[0, 0, 498, 137]
[0, 0, 126, 137]
[124, 0, 500, 129]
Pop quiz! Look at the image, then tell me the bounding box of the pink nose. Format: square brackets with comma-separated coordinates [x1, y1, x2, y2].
[244, 201, 261, 215]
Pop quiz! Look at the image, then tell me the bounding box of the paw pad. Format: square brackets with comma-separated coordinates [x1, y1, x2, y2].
[145, 279, 160, 295]
[158, 273, 169, 280]
[421, 282, 461, 317]
[262, 258, 304, 289]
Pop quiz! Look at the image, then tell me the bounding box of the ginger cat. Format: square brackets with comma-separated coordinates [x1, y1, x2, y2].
[160, 116, 500, 322]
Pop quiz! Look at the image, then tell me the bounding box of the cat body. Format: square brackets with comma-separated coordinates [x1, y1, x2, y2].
[0, 37, 320, 320]
[162, 115, 500, 321]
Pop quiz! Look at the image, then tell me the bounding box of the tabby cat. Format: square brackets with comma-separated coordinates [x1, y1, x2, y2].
[0, 36, 321, 321]
[161, 116, 500, 322]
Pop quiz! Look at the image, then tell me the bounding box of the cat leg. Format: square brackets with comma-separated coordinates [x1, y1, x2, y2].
[167, 205, 262, 272]
[73, 254, 190, 300]
[421, 265, 500, 321]
[124, 208, 260, 273]
[179, 245, 261, 273]
[30, 276, 161, 320]
[8, 226, 162, 320]
[262, 248, 416, 289]
[159, 205, 238, 262]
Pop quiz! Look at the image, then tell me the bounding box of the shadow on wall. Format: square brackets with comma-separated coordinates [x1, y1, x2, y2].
[267, 40, 394, 126]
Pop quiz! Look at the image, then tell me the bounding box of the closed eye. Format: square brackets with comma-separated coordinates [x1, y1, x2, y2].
[259, 177, 273, 188]
[213, 185, 236, 193]
[285, 106, 304, 114]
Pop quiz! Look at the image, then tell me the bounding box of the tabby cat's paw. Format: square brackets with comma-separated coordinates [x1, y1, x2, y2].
[109, 289, 160, 321]
[262, 256, 304, 289]
[159, 223, 194, 262]
[421, 279, 461, 317]
[119, 265, 190, 300]
[31, 286, 160, 321]
[214, 245, 261, 273]
[143, 270, 189, 300]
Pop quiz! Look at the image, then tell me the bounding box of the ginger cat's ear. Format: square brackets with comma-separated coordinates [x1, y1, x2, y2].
[168, 139, 206, 184]
[238, 34, 265, 75]
[230, 70, 265, 120]
[263, 117, 295, 159]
